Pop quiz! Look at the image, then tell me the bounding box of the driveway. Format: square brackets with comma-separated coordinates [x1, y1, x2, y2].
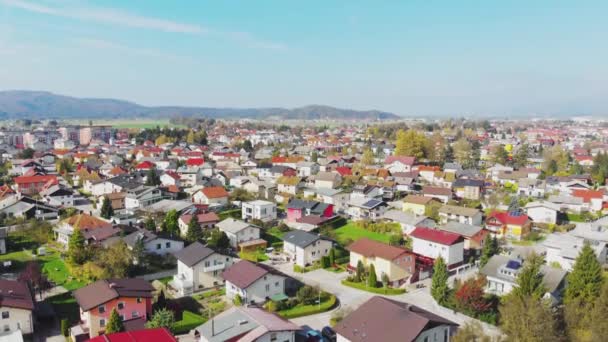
[270, 261, 502, 337]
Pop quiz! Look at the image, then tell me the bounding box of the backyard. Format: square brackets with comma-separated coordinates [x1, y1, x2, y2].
[333, 221, 392, 245]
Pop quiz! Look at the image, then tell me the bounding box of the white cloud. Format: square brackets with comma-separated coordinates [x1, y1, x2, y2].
[74, 37, 192, 62]
[1, 0, 205, 33]
[1, 0, 288, 50]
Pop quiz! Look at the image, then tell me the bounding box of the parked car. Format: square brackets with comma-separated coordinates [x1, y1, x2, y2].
[322, 326, 336, 341]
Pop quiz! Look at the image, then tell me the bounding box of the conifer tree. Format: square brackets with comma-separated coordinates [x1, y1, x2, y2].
[105, 308, 124, 334]
[431, 257, 449, 305]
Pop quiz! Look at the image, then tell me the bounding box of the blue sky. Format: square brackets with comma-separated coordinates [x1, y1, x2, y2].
[1, 0, 607, 116]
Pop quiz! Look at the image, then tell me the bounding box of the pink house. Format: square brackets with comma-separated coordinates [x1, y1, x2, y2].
[286, 199, 333, 222]
[72, 279, 154, 340]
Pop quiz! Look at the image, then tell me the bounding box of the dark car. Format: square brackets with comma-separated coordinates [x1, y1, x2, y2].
[322, 326, 336, 341]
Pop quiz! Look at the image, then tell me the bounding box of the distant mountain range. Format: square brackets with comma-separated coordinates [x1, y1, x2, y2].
[0, 90, 400, 121]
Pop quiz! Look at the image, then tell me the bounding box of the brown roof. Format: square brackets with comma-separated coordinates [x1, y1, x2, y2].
[403, 195, 433, 205]
[180, 212, 220, 225]
[201, 186, 229, 199]
[222, 260, 270, 289]
[73, 279, 154, 311]
[347, 238, 411, 261]
[422, 186, 452, 196]
[0, 280, 34, 311]
[334, 296, 457, 342]
[63, 214, 112, 231]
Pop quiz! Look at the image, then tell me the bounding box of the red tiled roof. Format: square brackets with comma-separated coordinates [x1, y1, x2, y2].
[135, 161, 155, 169]
[335, 166, 352, 176]
[87, 328, 177, 342]
[180, 212, 220, 225]
[486, 211, 530, 226]
[201, 186, 229, 199]
[347, 238, 412, 261]
[14, 175, 58, 185]
[572, 189, 604, 203]
[186, 158, 204, 166]
[410, 227, 464, 245]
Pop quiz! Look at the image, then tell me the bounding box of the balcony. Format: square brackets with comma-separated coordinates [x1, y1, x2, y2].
[203, 263, 226, 272]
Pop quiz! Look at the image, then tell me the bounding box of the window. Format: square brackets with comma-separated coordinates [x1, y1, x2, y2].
[265, 284, 270, 292]
[100, 319, 106, 327]
[156, 243, 161, 250]
[270, 333, 277, 341]
[204, 261, 211, 267]
[136, 297, 142, 304]
[98, 305, 106, 314]
[132, 311, 139, 318]
[3, 325, 8, 332]
[119, 314, 125, 321]
[166, 242, 171, 248]
[1, 312, 8, 319]
[117, 302, 125, 310]
[275, 281, 279, 287]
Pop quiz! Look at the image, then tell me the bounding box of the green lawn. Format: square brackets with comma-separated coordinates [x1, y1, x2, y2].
[278, 295, 337, 319]
[239, 250, 269, 262]
[46, 292, 80, 325]
[264, 227, 286, 246]
[40, 252, 87, 291]
[334, 222, 392, 245]
[173, 310, 206, 334]
[193, 288, 225, 300]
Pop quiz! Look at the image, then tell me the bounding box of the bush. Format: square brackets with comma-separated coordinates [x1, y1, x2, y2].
[278, 294, 337, 319]
[321, 256, 330, 268]
[233, 294, 243, 306]
[341, 280, 406, 295]
[293, 265, 304, 273]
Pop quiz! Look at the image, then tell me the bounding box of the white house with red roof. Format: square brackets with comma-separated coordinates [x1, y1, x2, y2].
[384, 156, 416, 173]
[410, 227, 464, 267]
[192, 187, 229, 206]
[160, 171, 181, 188]
[134, 161, 155, 171]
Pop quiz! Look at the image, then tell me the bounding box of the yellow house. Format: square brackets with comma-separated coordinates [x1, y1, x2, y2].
[347, 238, 415, 287]
[402, 195, 434, 216]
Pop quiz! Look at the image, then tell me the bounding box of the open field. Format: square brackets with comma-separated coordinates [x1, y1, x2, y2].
[333, 221, 392, 244]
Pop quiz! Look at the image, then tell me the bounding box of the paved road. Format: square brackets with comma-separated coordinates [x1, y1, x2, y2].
[270, 261, 502, 337]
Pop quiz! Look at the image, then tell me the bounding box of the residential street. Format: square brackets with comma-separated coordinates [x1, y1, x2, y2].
[270, 261, 502, 336]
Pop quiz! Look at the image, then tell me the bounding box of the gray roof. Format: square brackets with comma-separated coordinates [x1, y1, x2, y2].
[173, 241, 216, 267]
[142, 199, 194, 213]
[217, 218, 257, 234]
[282, 230, 322, 248]
[439, 222, 483, 238]
[383, 210, 430, 226]
[480, 254, 567, 294]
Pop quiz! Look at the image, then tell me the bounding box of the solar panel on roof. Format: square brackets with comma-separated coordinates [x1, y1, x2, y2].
[506, 260, 522, 270]
[363, 199, 382, 207]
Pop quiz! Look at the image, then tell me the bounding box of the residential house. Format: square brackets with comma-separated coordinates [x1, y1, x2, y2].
[410, 227, 465, 267]
[71, 279, 154, 339]
[383, 210, 436, 235]
[160, 171, 181, 188]
[438, 205, 483, 226]
[524, 201, 561, 225]
[223, 260, 286, 305]
[178, 212, 220, 236]
[170, 242, 234, 297]
[276, 176, 301, 196]
[547, 195, 585, 213]
[314, 171, 341, 189]
[347, 238, 415, 287]
[0, 228, 6, 254]
[191, 306, 300, 342]
[334, 296, 458, 342]
[422, 186, 452, 203]
[402, 195, 434, 216]
[286, 199, 333, 223]
[571, 189, 606, 212]
[13, 175, 58, 195]
[0, 280, 35, 336]
[39, 184, 75, 207]
[480, 255, 567, 304]
[485, 211, 531, 240]
[542, 233, 606, 271]
[123, 229, 184, 256]
[438, 222, 488, 256]
[517, 178, 547, 198]
[384, 156, 416, 173]
[241, 200, 277, 223]
[283, 230, 333, 267]
[347, 198, 387, 221]
[452, 179, 484, 200]
[124, 186, 162, 210]
[192, 187, 229, 206]
[296, 161, 319, 177]
[216, 218, 264, 250]
[54, 213, 114, 246]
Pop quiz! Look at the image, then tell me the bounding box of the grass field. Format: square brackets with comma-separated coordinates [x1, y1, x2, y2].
[40, 252, 87, 290]
[173, 310, 206, 334]
[278, 294, 337, 319]
[334, 221, 392, 245]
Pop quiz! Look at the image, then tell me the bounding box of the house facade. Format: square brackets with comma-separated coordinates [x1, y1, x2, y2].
[223, 260, 286, 305]
[347, 238, 415, 287]
[410, 227, 465, 267]
[283, 230, 333, 267]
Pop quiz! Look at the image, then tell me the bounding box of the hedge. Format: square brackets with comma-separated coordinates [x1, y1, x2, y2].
[278, 295, 337, 319]
[341, 280, 406, 295]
